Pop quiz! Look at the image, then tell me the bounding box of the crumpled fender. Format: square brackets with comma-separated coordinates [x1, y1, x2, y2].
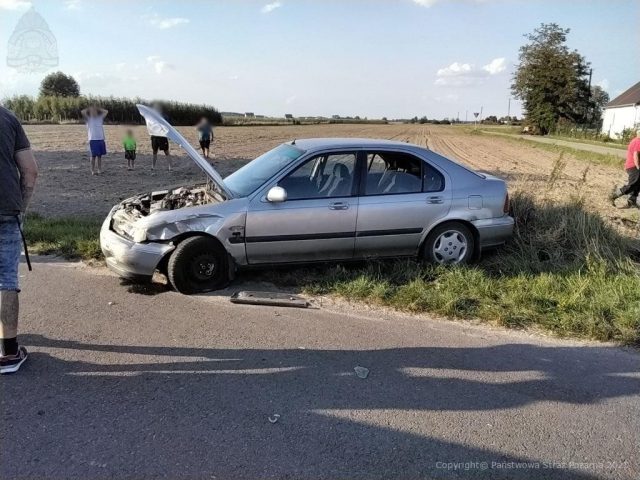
[144, 213, 225, 241]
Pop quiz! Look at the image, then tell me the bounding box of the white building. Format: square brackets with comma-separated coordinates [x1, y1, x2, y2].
[601, 81, 640, 138]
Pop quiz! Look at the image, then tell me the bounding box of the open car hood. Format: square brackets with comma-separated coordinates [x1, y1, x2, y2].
[136, 104, 234, 199]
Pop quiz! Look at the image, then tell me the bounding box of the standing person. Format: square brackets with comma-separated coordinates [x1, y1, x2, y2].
[122, 128, 137, 171]
[610, 129, 640, 208]
[149, 102, 172, 171]
[81, 105, 108, 175]
[0, 106, 38, 374]
[196, 117, 214, 159]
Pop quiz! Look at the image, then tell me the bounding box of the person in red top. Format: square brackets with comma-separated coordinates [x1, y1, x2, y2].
[610, 129, 640, 208]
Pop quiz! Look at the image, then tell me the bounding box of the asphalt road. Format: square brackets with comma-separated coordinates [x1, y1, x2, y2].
[1, 259, 639, 480]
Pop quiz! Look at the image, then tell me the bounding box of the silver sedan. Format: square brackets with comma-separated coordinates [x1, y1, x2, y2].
[100, 106, 514, 294]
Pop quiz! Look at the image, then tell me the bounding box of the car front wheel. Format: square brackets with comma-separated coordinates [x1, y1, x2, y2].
[422, 222, 475, 265]
[167, 236, 229, 294]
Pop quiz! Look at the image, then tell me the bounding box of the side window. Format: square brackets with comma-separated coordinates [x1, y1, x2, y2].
[364, 151, 423, 195]
[423, 162, 445, 192]
[278, 152, 356, 200]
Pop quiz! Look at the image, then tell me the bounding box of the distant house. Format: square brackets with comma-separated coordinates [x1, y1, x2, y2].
[244, 112, 255, 119]
[601, 81, 640, 138]
[284, 114, 293, 121]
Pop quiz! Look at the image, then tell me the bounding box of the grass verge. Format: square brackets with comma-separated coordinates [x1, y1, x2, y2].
[548, 134, 627, 150]
[254, 192, 640, 345]
[25, 214, 102, 260]
[477, 130, 624, 168]
[24, 195, 640, 344]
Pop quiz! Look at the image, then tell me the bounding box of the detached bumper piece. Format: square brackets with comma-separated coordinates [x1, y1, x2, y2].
[230, 291, 309, 308]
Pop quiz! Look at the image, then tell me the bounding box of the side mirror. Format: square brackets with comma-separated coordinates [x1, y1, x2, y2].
[266, 186, 287, 203]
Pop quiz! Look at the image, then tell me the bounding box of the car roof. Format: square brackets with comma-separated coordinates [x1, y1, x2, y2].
[289, 138, 425, 152]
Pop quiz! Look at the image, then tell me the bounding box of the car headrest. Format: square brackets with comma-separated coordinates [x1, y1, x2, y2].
[333, 163, 349, 179]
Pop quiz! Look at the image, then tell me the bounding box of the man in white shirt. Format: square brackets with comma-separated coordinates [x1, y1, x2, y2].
[81, 106, 108, 175]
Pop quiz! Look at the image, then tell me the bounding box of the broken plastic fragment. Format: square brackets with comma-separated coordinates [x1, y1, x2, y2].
[354, 366, 369, 379]
[268, 414, 280, 424]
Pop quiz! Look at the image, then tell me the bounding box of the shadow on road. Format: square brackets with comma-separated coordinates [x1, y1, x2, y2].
[3, 335, 638, 479]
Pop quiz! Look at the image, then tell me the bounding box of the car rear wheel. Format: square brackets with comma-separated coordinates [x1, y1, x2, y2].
[167, 236, 229, 294]
[422, 222, 475, 265]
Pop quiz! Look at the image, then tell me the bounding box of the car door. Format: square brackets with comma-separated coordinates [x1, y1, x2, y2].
[245, 151, 359, 264]
[354, 150, 450, 257]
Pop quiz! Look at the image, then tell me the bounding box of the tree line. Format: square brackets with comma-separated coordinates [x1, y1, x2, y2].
[2, 95, 223, 126]
[2, 71, 222, 126]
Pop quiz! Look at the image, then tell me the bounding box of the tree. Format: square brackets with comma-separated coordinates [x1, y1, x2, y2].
[39, 71, 80, 97]
[511, 23, 592, 134]
[589, 85, 609, 127]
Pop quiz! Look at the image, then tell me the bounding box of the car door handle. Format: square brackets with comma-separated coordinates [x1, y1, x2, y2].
[329, 202, 349, 210]
[427, 196, 444, 204]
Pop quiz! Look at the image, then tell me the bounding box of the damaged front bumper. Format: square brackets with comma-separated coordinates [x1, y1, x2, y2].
[100, 213, 175, 281]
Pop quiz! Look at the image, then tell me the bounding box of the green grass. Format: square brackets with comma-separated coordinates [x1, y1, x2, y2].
[254, 192, 640, 345]
[24, 195, 640, 344]
[25, 214, 102, 260]
[548, 134, 627, 150]
[477, 130, 624, 168]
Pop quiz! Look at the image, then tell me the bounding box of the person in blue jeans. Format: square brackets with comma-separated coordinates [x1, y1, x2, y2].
[0, 106, 38, 374]
[81, 105, 108, 175]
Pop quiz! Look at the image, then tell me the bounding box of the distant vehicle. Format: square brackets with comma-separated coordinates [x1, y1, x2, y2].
[100, 105, 514, 294]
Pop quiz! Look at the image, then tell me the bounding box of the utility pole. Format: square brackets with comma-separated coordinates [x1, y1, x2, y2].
[586, 68, 593, 131]
[507, 98, 511, 123]
[465, 110, 468, 123]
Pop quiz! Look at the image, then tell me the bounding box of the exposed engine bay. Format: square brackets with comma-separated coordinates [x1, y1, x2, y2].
[111, 183, 222, 239]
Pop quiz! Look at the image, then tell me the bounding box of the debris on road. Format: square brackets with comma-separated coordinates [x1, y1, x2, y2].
[354, 366, 369, 379]
[268, 414, 281, 424]
[230, 291, 309, 309]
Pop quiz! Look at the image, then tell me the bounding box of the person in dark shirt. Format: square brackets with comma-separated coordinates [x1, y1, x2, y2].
[0, 106, 38, 374]
[196, 117, 214, 159]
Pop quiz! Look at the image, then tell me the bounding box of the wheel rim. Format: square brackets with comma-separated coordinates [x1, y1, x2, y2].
[190, 254, 219, 282]
[432, 230, 468, 264]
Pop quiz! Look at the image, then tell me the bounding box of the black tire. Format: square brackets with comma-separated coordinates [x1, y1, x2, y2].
[421, 222, 475, 265]
[167, 236, 229, 294]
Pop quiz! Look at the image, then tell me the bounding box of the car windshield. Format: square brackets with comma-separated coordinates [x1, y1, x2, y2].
[224, 143, 305, 197]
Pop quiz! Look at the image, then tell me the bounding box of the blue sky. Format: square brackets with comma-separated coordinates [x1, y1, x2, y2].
[0, 0, 638, 119]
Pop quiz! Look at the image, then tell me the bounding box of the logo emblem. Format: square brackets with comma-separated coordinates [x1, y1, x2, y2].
[6, 7, 59, 73]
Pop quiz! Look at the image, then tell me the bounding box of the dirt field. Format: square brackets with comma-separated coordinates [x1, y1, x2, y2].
[25, 123, 637, 235]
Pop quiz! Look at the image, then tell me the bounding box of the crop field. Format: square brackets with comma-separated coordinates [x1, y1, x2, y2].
[25, 123, 635, 227]
[24, 123, 640, 343]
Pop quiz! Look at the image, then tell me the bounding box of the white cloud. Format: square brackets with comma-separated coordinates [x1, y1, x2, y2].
[435, 57, 506, 86]
[146, 56, 174, 74]
[64, 0, 81, 10]
[261, 1, 282, 13]
[0, 0, 31, 10]
[437, 62, 475, 77]
[596, 79, 610, 91]
[144, 14, 190, 29]
[482, 57, 506, 75]
[154, 61, 173, 74]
